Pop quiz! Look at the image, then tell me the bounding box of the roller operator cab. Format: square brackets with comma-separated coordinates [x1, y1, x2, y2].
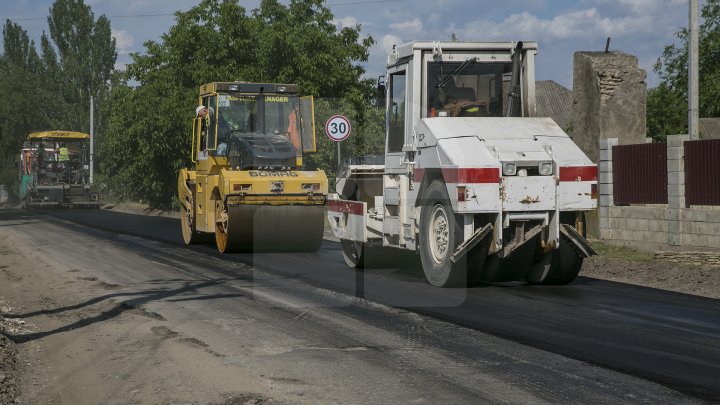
[178, 82, 328, 253]
[328, 41, 598, 287]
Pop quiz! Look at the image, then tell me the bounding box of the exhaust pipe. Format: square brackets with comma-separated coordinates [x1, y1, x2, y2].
[507, 41, 524, 117]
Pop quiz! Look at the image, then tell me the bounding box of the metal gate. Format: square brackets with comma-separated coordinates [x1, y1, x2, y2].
[612, 143, 667, 205]
[685, 139, 720, 206]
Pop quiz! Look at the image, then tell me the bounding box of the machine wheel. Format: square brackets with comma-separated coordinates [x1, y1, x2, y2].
[546, 238, 584, 285]
[341, 239, 365, 268]
[339, 179, 364, 268]
[533, 238, 583, 285]
[525, 250, 553, 285]
[181, 184, 206, 245]
[418, 181, 465, 287]
[215, 205, 243, 253]
[214, 204, 323, 254]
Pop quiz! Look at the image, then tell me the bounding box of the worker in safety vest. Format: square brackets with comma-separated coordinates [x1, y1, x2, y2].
[287, 108, 301, 151]
[196, 105, 210, 127]
[36, 143, 46, 169]
[58, 146, 70, 162]
[195, 105, 215, 156]
[35, 143, 46, 180]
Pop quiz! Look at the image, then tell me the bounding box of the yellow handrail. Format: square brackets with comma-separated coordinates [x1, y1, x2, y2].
[191, 118, 197, 164]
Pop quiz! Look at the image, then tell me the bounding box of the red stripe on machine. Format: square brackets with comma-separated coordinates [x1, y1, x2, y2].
[414, 168, 425, 182]
[442, 168, 500, 184]
[327, 199, 364, 215]
[559, 166, 598, 182]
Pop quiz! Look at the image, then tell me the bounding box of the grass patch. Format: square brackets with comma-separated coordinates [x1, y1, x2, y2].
[590, 241, 654, 262]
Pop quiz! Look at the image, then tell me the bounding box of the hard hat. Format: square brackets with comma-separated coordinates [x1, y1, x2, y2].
[195, 105, 207, 116]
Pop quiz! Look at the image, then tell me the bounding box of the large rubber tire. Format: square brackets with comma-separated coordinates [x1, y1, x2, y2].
[481, 237, 538, 283]
[181, 184, 206, 245]
[341, 239, 365, 268]
[541, 238, 583, 285]
[419, 181, 465, 287]
[339, 179, 366, 269]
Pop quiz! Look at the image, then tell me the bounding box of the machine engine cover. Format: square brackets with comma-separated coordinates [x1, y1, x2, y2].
[227, 133, 297, 170]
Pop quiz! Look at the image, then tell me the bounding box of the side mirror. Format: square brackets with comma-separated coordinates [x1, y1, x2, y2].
[375, 75, 386, 107]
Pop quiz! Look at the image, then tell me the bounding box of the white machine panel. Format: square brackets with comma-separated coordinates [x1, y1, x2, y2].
[327, 196, 367, 242]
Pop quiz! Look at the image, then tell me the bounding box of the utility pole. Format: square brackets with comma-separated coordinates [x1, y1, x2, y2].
[689, 0, 699, 140]
[90, 95, 94, 185]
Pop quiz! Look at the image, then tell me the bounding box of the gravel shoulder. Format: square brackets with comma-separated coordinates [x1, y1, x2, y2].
[0, 227, 274, 405]
[0, 330, 20, 405]
[582, 241, 720, 300]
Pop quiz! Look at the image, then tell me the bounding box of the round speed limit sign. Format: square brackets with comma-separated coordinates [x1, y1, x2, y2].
[325, 115, 352, 142]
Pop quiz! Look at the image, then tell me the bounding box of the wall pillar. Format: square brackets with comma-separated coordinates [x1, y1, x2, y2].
[598, 138, 618, 240]
[572, 52, 647, 162]
[667, 135, 688, 246]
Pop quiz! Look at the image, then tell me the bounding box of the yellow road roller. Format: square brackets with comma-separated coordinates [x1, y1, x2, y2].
[178, 82, 328, 252]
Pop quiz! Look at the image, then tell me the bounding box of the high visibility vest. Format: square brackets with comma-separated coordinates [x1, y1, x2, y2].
[58, 147, 70, 162]
[287, 110, 301, 150]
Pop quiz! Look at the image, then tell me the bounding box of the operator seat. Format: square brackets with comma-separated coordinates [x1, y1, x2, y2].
[445, 87, 488, 117]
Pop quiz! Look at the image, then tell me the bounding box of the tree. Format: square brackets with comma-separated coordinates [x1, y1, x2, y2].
[648, 0, 720, 139]
[0, 0, 116, 200]
[46, 0, 117, 134]
[100, 0, 377, 208]
[0, 21, 44, 193]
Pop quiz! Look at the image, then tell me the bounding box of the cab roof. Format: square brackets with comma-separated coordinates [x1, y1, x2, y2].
[199, 82, 298, 96]
[388, 40, 539, 66]
[28, 131, 89, 140]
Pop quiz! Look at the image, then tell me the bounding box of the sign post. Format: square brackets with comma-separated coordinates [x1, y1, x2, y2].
[324, 115, 352, 169]
[324, 114, 362, 298]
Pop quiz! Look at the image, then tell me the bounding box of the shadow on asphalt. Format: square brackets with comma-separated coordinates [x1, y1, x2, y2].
[6, 278, 244, 344]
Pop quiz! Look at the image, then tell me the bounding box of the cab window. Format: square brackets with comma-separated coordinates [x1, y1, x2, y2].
[426, 62, 511, 118]
[204, 96, 217, 150]
[387, 72, 406, 153]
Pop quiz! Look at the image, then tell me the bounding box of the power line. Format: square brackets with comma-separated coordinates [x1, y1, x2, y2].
[328, 0, 405, 5]
[1, 0, 407, 21]
[2, 13, 176, 22]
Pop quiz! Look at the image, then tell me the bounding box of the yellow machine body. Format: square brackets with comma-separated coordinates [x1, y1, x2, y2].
[178, 82, 328, 252]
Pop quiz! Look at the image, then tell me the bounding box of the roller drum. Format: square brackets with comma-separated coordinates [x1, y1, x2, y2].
[218, 205, 325, 253]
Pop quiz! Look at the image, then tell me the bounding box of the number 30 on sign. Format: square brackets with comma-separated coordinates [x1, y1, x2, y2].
[324, 115, 352, 142]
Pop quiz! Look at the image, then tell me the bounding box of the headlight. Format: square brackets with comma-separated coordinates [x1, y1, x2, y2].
[538, 162, 553, 176]
[517, 168, 528, 177]
[271, 181, 284, 193]
[302, 183, 321, 191]
[502, 162, 517, 176]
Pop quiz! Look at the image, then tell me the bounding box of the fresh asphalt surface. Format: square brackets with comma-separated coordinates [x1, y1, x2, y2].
[7, 208, 720, 402]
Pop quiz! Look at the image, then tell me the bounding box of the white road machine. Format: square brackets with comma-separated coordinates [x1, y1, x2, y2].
[329, 41, 597, 287]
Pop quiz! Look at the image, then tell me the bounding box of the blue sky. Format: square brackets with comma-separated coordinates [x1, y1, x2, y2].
[0, 0, 697, 88]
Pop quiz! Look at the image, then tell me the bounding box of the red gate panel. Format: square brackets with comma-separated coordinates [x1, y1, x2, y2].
[685, 139, 720, 206]
[612, 143, 667, 205]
